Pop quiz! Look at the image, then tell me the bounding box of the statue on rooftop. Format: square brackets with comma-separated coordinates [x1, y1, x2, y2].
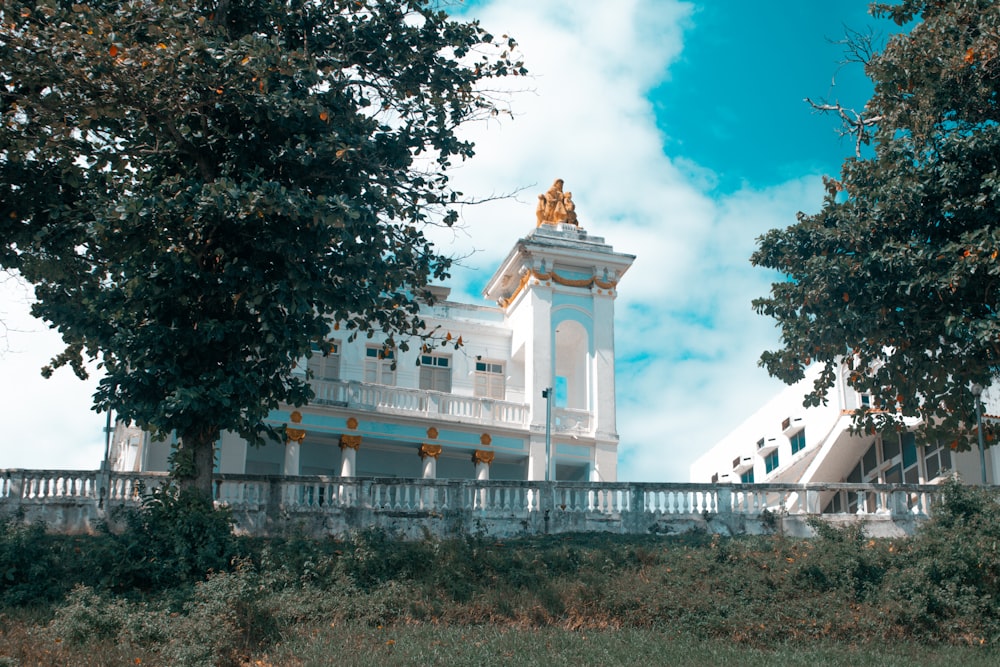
[536, 178, 579, 226]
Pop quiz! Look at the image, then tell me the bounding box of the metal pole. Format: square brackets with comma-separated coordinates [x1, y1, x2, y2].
[543, 387, 553, 482]
[102, 406, 113, 472]
[973, 384, 987, 485]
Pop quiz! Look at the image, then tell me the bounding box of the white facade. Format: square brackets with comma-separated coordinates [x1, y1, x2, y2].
[692, 361, 1000, 505]
[112, 195, 634, 482]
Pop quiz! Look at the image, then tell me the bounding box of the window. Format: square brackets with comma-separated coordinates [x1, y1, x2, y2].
[364, 345, 395, 385]
[764, 450, 779, 474]
[756, 438, 765, 449]
[474, 360, 505, 399]
[790, 429, 806, 455]
[740, 469, 754, 484]
[307, 341, 340, 381]
[419, 354, 452, 393]
[901, 432, 920, 483]
[924, 440, 952, 481]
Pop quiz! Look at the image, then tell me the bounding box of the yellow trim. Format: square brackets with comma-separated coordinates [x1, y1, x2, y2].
[472, 450, 495, 465]
[418, 444, 443, 460]
[339, 434, 362, 451]
[498, 269, 618, 308]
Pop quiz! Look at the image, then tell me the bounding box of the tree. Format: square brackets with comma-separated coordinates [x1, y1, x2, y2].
[0, 0, 524, 495]
[752, 0, 1000, 447]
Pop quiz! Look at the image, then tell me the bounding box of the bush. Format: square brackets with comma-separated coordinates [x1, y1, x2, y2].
[161, 562, 281, 667]
[796, 519, 892, 602]
[886, 480, 1000, 642]
[0, 516, 55, 606]
[0, 514, 110, 606]
[49, 585, 168, 647]
[105, 484, 238, 592]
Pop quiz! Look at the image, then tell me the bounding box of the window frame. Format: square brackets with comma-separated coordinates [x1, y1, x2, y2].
[419, 353, 452, 393]
[307, 340, 341, 381]
[474, 359, 506, 400]
[364, 344, 396, 385]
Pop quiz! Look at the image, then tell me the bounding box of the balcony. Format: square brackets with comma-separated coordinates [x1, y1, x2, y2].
[553, 407, 592, 435]
[732, 456, 754, 474]
[309, 379, 530, 429]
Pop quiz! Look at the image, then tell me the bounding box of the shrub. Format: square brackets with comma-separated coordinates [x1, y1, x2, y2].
[886, 479, 1000, 642]
[105, 483, 237, 591]
[0, 516, 55, 605]
[0, 514, 110, 605]
[796, 518, 892, 602]
[161, 562, 281, 667]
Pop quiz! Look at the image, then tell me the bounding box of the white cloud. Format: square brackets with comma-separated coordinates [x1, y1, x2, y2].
[438, 1, 827, 480]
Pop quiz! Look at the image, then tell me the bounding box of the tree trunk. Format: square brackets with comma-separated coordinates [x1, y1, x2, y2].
[174, 426, 219, 499]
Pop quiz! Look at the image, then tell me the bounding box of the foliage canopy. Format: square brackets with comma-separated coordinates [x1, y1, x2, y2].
[752, 0, 1000, 445]
[0, 0, 523, 492]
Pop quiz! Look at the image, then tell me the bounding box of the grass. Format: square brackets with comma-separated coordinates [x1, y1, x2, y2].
[262, 625, 999, 667]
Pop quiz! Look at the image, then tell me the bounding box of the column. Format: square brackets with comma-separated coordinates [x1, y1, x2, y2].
[472, 450, 494, 480]
[339, 435, 362, 477]
[418, 444, 442, 479]
[338, 434, 362, 506]
[284, 414, 306, 476]
[471, 450, 494, 510]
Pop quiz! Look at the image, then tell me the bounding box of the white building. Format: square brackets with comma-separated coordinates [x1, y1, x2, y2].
[691, 361, 1000, 507]
[111, 181, 635, 482]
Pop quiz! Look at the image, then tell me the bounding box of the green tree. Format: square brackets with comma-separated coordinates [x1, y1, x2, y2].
[0, 0, 524, 495]
[752, 0, 1000, 446]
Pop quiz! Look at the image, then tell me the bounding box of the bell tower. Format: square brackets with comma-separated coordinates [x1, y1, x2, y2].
[484, 180, 635, 481]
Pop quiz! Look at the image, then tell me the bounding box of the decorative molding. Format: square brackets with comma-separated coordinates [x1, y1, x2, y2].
[498, 268, 618, 308]
[426, 426, 439, 440]
[471, 450, 495, 466]
[499, 272, 531, 308]
[418, 444, 443, 460]
[346, 417, 359, 430]
[531, 268, 617, 290]
[285, 411, 306, 443]
[480, 433, 492, 446]
[339, 435, 362, 451]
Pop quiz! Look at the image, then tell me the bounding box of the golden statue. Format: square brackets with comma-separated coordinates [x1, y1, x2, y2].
[536, 178, 579, 226]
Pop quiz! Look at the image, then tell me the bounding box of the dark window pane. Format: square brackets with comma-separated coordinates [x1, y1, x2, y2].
[883, 437, 900, 462]
[926, 454, 940, 480]
[940, 447, 952, 471]
[863, 443, 878, 475]
[902, 434, 917, 467]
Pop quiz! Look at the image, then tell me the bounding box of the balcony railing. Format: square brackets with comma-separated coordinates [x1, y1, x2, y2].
[0, 469, 962, 538]
[553, 407, 592, 434]
[310, 379, 530, 428]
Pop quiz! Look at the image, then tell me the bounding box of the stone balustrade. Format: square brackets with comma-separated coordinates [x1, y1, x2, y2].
[0, 468, 953, 538]
[310, 379, 529, 428]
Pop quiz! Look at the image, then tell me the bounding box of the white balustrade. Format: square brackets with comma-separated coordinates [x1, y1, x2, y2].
[309, 380, 529, 427]
[553, 408, 592, 434]
[0, 470, 955, 537]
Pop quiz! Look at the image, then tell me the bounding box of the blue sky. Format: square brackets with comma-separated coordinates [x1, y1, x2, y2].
[654, 3, 876, 191]
[0, 1, 897, 480]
